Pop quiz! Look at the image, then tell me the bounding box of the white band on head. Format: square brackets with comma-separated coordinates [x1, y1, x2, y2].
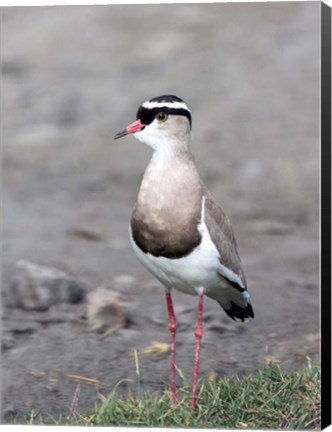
[142, 100, 191, 112]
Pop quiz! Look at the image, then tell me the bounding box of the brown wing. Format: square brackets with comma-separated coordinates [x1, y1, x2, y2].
[203, 187, 247, 292]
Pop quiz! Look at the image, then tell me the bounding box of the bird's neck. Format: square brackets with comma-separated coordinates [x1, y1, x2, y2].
[136, 146, 202, 217]
[144, 144, 199, 187]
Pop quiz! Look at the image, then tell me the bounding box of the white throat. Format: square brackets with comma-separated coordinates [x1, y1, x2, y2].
[134, 129, 191, 165]
[136, 133, 182, 161]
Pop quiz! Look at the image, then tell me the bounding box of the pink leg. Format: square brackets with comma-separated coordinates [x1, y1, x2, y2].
[165, 290, 178, 403]
[191, 293, 204, 408]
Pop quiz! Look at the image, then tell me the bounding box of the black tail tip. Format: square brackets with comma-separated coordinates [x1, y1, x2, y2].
[223, 301, 254, 322]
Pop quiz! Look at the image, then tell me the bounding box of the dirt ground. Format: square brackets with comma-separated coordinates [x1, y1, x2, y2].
[2, 2, 320, 424]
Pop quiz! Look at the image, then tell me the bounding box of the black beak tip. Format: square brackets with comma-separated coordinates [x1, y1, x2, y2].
[114, 129, 128, 140]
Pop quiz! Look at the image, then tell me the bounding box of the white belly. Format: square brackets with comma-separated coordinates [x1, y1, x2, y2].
[129, 224, 227, 297]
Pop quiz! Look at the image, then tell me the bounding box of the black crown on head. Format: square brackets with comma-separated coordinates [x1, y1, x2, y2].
[137, 94, 192, 129]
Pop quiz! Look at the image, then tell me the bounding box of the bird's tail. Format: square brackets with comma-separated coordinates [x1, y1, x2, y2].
[208, 287, 254, 322]
[220, 300, 254, 322]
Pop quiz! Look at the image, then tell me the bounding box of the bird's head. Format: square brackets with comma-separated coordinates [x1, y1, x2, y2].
[114, 95, 192, 153]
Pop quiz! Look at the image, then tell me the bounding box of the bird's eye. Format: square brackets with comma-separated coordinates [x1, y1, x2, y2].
[156, 112, 168, 122]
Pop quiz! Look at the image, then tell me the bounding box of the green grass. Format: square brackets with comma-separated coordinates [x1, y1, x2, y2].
[29, 361, 321, 429]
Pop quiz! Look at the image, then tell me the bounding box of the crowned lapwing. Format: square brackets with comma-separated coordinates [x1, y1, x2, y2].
[114, 94, 254, 407]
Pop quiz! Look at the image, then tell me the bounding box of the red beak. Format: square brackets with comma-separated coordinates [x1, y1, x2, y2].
[114, 119, 145, 140]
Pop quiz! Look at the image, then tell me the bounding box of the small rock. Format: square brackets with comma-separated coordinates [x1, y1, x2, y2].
[86, 286, 128, 339]
[10, 260, 88, 311]
[1, 335, 15, 351]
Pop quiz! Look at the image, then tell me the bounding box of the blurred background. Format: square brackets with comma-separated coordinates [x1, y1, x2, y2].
[2, 2, 320, 422]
